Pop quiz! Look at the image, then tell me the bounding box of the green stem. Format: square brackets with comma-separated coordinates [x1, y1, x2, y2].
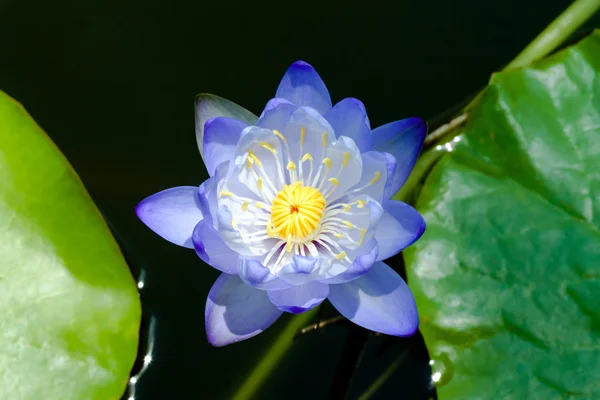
[231, 309, 317, 400]
[505, 0, 600, 71]
[427, 0, 600, 147]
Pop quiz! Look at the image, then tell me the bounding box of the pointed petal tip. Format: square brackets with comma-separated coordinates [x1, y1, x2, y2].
[371, 117, 428, 195]
[290, 60, 313, 68]
[134, 199, 144, 218]
[195, 93, 258, 158]
[413, 217, 427, 245]
[403, 116, 427, 127]
[135, 186, 203, 248]
[395, 305, 419, 337]
[396, 117, 428, 141]
[324, 97, 371, 152]
[276, 61, 331, 114]
[341, 97, 368, 114]
[379, 117, 427, 137]
[399, 319, 419, 337]
[257, 98, 297, 132]
[205, 326, 249, 347]
[205, 332, 228, 347]
[375, 201, 426, 260]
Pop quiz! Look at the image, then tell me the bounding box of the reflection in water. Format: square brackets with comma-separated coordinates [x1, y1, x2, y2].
[124, 315, 156, 400]
[104, 212, 156, 400]
[137, 269, 146, 290]
[428, 353, 455, 388]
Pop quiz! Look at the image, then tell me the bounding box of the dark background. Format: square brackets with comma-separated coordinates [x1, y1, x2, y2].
[1, 2, 598, 399]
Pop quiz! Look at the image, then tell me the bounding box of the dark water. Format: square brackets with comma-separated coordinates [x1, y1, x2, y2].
[1, 2, 598, 399]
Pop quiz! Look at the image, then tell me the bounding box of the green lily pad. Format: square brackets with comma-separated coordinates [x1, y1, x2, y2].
[405, 31, 600, 398]
[0, 92, 141, 399]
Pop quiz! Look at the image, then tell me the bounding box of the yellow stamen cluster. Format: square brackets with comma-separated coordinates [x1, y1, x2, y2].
[270, 182, 326, 242]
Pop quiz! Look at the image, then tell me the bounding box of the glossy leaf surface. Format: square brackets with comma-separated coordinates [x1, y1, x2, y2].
[405, 32, 600, 398]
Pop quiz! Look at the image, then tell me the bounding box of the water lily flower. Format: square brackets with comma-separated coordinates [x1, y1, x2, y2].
[137, 61, 426, 346]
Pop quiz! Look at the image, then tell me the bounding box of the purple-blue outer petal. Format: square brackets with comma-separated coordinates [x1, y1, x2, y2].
[203, 117, 247, 176]
[375, 200, 426, 261]
[367, 197, 384, 230]
[267, 281, 329, 314]
[136, 186, 203, 248]
[192, 220, 238, 274]
[371, 118, 427, 195]
[328, 261, 418, 336]
[324, 98, 372, 152]
[257, 98, 297, 132]
[275, 61, 332, 115]
[198, 161, 229, 228]
[238, 258, 292, 290]
[205, 273, 283, 346]
[383, 152, 398, 200]
[197, 178, 214, 225]
[323, 239, 379, 284]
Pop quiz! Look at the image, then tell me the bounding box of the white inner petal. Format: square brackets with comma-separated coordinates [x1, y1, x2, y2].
[216, 108, 386, 276]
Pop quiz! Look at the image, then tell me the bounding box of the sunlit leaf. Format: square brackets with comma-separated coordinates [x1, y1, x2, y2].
[406, 31, 600, 398]
[0, 91, 141, 399]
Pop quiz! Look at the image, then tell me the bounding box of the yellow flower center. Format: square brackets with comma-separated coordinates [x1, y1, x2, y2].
[269, 182, 326, 242]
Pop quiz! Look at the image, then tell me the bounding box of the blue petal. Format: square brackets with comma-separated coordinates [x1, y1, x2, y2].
[371, 118, 427, 194]
[257, 98, 297, 132]
[280, 106, 336, 177]
[267, 281, 329, 314]
[136, 186, 203, 248]
[203, 117, 248, 176]
[328, 261, 418, 336]
[192, 220, 238, 274]
[275, 61, 332, 114]
[277, 255, 322, 285]
[216, 206, 259, 257]
[238, 258, 292, 290]
[232, 126, 288, 199]
[197, 161, 229, 227]
[375, 201, 426, 261]
[382, 153, 398, 200]
[291, 256, 319, 274]
[323, 239, 379, 284]
[195, 94, 257, 159]
[353, 151, 396, 203]
[205, 273, 283, 346]
[321, 136, 363, 203]
[324, 98, 372, 152]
